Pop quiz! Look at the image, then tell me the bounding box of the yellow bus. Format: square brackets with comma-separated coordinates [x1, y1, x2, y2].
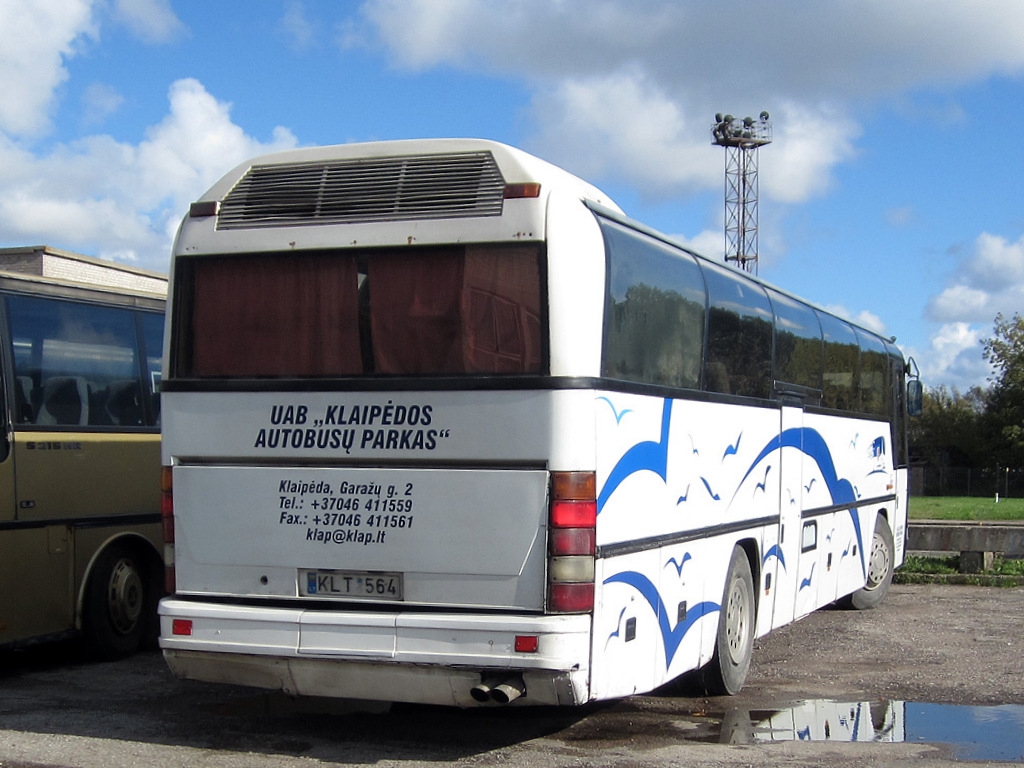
[0, 247, 166, 659]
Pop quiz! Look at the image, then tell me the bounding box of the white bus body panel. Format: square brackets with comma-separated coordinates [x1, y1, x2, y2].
[163, 389, 598, 612]
[173, 465, 548, 609]
[160, 601, 592, 706]
[587, 391, 902, 699]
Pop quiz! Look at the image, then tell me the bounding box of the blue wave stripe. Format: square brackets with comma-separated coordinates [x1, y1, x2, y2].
[604, 570, 720, 667]
[597, 399, 672, 513]
[736, 427, 867, 579]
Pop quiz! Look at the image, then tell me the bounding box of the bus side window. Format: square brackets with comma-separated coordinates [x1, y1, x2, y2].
[767, 289, 823, 400]
[600, 218, 705, 390]
[817, 311, 858, 411]
[6, 295, 146, 428]
[855, 328, 889, 417]
[702, 262, 773, 399]
[139, 311, 164, 426]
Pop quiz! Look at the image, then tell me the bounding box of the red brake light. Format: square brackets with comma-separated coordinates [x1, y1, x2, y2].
[549, 527, 596, 556]
[551, 500, 596, 528]
[548, 583, 595, 613]
[160, 466, 174, 543]
[161, 466, 176, 593]
[548, 472, 596, 614]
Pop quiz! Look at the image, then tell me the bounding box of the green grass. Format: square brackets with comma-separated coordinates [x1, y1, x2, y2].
[902, 554, 960, 574]
[908, 496, 1024, 521]
[902, 554, 1024, 576]
[898, 553, 1024, 584]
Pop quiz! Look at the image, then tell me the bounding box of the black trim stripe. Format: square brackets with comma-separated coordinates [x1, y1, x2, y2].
[597, 515, 779, 559]
[160, 375, 893, 422]
[0, 513, 159, 533]
[800, 494, 896, 520]
[161, 375, 783, 410]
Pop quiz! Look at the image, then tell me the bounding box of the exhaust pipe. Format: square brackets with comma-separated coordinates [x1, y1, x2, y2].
[470, 676, 504, 703]
[470, 674, 527, 704]
[491, 675, 526, 704]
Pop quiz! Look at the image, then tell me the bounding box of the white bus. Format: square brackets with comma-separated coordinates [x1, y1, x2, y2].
[159, 139, 919, 706]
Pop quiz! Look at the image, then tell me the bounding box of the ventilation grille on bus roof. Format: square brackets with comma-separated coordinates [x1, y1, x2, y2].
[216, 151, 507, 229]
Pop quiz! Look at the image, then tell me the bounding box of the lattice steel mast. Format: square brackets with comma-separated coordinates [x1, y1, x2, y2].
[712, 111, 772, 274]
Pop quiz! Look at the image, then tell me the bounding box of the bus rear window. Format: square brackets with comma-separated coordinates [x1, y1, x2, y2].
[176, 245, 544, 378]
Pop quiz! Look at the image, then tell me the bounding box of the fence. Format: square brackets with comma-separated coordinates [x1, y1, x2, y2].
[910, 465, 1024, 498]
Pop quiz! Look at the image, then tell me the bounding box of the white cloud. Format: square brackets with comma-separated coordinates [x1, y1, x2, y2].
[528, 71, 720, 198]
[823, 304, 888, 336]
[81, 82, 125, 126]
[912, 322, 994, 391]
[926, 233, 1024, 323]
[0, 2, 293, 272]
[282, 1, 315, 51]
[110, 0, 186, 44]
[969, 232, 1024, 289]
[0, 0, 185, 138]
[673, 229, 723, 261]
[885, 205, 916, 228]
[360, 0, 1024, 210]
[921, 231, 1024, 388]
[0, 79, 297, 270]
[760, 102, 860, 204]
[0, 0, 96, 137]
[363, 1, 1024, 94]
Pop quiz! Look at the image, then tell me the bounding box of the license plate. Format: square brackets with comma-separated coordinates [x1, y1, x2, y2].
[300, 570, 404, 601]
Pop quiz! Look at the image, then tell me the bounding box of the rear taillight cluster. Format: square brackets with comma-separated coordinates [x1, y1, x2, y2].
[161, 466, 175, 593]
[547, 472, 596, 613]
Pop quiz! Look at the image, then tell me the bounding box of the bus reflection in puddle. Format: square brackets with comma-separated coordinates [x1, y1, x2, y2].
[696, 700, 1024, 761]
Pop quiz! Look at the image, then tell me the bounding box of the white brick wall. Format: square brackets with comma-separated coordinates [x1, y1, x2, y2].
[0, 246, 167, 296]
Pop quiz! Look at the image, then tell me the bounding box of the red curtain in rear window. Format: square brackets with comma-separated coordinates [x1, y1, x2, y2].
[369, 246, 542, 375]
[189, 253, 362, 376]
[463, 247, 542, 373]
[368, 250, 465, 374]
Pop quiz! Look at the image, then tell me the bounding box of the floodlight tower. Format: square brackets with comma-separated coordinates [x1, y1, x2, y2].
[712, 111, 772, 274]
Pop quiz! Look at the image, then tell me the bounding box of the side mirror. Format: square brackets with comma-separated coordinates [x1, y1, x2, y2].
[907, 379, 923, 417]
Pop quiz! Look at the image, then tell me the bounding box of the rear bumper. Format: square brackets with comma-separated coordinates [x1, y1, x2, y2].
[158, 597, 592, 706]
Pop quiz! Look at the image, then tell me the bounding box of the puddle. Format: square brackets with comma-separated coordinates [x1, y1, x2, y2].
[703, 700, 1024, 762]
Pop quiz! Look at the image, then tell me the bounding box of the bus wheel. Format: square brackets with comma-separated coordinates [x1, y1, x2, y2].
[844, 515, 894, 610]
[82, 543, 149, 660]
[704, 547, 755, 696]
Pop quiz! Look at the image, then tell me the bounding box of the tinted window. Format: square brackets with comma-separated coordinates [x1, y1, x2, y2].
[856, 329, 889, 416]
[886, 340, 908, 464]
[600, 218, 706, 389]
[817, 311, 858, 411]
[6, 295, 159, 428]
[140, 311, 164, 424]
[702, 262, 773, 398]
[769, 290, 823, 395]
[178, 245, 544, 378]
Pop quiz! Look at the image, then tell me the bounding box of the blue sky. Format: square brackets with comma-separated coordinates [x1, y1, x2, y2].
[2, 0, 1024, 392]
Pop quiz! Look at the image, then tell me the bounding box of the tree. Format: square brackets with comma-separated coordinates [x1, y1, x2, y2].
[982, 312, 1024, 465]
[909, 384, 991, 468]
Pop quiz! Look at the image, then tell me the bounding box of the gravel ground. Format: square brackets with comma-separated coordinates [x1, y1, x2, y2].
[738, 582, 1024, 707]
[1, 583, 1021, 768]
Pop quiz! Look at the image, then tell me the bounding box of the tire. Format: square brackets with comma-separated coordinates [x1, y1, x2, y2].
[844, 514, 894, 610]
[700, 547, 755, 696]
[81, 542, 153, 660]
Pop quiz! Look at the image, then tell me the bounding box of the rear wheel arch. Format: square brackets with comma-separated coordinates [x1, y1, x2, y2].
[78, 534, 163, 659]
